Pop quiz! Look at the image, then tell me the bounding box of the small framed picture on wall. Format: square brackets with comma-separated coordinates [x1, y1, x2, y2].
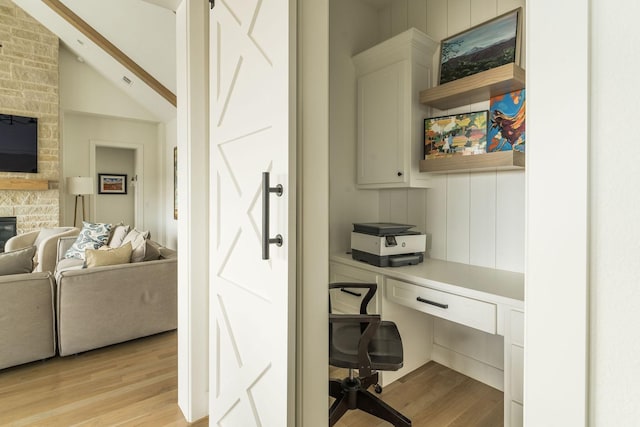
[98, 173, 127, 194]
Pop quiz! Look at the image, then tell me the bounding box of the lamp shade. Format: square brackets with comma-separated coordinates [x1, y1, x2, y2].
[66, 176, 94, 195]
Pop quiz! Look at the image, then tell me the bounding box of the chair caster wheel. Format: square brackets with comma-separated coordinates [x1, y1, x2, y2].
[374, 384, 382, 394]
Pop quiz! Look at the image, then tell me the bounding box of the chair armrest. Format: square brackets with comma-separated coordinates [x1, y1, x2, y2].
[329, 313, 380, 375]
[56, 237, 77, 262]
[329, 282, 377, 314]
[4, 230, 38, 252]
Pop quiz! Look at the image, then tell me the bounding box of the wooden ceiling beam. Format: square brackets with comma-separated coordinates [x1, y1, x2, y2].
[43, 0, 177, 107]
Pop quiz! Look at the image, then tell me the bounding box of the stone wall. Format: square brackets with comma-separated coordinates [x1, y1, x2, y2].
[0, 0, 59, 232]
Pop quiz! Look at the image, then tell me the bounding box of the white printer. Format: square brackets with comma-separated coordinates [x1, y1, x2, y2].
[351, 223, 426, 267]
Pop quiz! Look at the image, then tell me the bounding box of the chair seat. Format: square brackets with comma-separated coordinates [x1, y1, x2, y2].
[330, 320, 403, 371]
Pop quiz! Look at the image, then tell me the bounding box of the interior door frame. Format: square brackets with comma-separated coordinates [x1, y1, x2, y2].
[89, 139, 144, 228]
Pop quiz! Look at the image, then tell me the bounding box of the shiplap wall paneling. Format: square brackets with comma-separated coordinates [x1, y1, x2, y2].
[445, 174, 471, 264]
[496, 170, 525, 272]
[469, 172, 497, 268]
[425, 174, 447, 259]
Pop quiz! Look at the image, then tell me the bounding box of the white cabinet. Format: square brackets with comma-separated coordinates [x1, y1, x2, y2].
[353, 28, 437, 189]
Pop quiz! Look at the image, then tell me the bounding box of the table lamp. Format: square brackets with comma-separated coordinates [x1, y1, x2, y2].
[67, 176, 94, 227]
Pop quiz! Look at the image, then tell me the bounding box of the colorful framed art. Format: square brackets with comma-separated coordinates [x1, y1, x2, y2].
[424, 110, 488, 159]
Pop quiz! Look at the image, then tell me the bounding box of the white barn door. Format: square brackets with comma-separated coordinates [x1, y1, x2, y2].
[209, 1, 295, 426]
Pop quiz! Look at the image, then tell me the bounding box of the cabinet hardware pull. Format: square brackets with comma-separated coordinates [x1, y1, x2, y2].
[341, 289, 362, 297]
[417, 296, 448, 309]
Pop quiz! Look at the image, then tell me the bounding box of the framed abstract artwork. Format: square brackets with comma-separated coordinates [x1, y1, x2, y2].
[424, 111, 488, 159]
[438, 8, 522, 84]
[488, 89, 526, 152]
[98, 174, 127, 194]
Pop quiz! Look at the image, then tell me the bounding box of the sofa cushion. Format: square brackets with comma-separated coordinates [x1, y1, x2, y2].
[85, 242, 133, 268]
[107, 224, 130, 248]
[64, 221, 112, 260]
[0, 246, 36, 276]
[122, 228, 150, 263]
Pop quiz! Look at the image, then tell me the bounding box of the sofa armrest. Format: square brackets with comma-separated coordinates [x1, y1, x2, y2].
[36, 228, 79, 273]
[4, 230, 38, 252]
[56, 236, 77, 263]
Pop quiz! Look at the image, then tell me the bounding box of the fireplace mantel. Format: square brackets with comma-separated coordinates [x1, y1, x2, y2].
[0, 178, 55, 191]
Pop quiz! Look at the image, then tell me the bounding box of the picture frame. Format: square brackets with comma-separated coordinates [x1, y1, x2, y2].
[438, 8, 522, 85]
[424, 110, 488, 159]
[173, 147, 178, 220]
[488, 89, 526, 152]
[98, 173, 127, 194]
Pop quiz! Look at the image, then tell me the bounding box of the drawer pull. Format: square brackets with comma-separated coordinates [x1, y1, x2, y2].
[341, 288, 362, 297]
[417, 296, 448, 309]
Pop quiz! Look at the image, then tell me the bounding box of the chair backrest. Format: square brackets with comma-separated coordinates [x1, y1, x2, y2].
[329, 282, 404, 376]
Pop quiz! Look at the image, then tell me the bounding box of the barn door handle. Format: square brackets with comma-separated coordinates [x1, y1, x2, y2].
[262, 172, 283, 260]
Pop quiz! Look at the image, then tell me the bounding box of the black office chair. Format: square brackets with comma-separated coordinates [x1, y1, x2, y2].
[329, 282, 411, 427]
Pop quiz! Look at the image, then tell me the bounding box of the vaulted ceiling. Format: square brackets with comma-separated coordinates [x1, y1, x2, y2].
[13, 0, 177, 122]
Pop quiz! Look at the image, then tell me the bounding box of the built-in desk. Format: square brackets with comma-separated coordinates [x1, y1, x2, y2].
[330, 252, 524, 427]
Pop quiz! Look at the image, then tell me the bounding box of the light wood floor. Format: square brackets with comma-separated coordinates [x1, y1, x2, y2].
[330, 362, 504, 427]
[1, 331, 501, 426]
[0, 330, 207, 426]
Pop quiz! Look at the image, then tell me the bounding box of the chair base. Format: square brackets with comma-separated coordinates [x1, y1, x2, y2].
[329, 372, 411, 427]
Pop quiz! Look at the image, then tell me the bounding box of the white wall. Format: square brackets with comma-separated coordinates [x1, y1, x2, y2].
[95, 146, 135, 226]
[164, 117, 178, 249]
[590, 0, 640, 423]
[329, 0, 382, 254]
[60, 43, 176, 246]
[61, 113, 162, 236]
[59, 45, 158, 122]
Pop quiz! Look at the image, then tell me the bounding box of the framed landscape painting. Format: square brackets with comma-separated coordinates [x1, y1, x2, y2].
[439, 8, 522, 84]
[98, 174, 127, 194]
[424, 111, 488, 159]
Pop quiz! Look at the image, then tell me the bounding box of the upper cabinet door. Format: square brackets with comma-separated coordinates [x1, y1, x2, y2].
[357, 61, 407, 186]
[353, 28, 437, 189]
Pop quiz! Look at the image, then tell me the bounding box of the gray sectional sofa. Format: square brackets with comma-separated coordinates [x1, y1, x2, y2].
[0, 271, 56, 370]
[0, 228, 177, 370]
[54, 236, 177, 356]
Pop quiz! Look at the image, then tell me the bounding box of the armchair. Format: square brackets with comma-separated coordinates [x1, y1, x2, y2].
[5, 227, 79, 273]
[329, 282, 411, 427]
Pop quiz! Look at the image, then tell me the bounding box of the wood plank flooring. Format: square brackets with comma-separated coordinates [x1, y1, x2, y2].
[0, 330, 206, 426]
[1, 330, 501, 426]
[330, 362, 504, 427]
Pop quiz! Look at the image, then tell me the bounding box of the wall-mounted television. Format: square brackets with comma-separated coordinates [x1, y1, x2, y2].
[0, 113, 38, 173]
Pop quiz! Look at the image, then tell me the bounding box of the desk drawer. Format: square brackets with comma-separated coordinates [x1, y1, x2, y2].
[385, 278, 496, 334]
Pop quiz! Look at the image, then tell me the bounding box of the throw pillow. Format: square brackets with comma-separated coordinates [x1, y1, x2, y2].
[85, 242, 133, 268]
[0, 246, 36, 276]
[108, 224, 131, 248]
[143, 240, 162, 262]
[122, 228, 150, 263]
[64, 221, 113, 260]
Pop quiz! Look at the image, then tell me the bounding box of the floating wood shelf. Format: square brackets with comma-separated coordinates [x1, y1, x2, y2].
[419, 63, 525, 110]
[419, 150, 525, 174]
[0, 178, 51, 191]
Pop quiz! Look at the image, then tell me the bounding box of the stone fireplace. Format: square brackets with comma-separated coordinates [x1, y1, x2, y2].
[0, 2, 60, 233]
